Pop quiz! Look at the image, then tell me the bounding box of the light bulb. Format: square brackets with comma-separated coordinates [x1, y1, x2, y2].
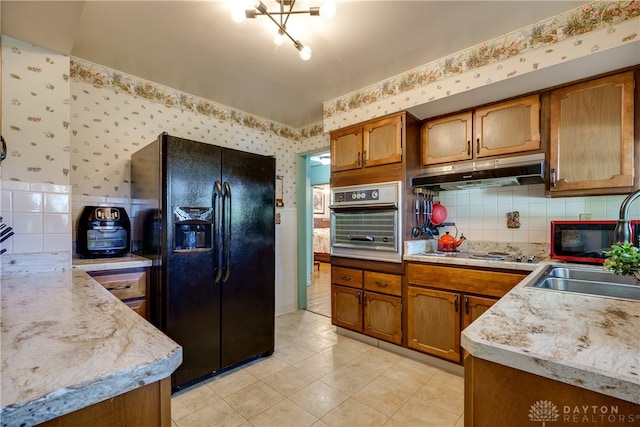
[299, 45, 312, 61]
[320, 1, 337, 19]
[231, 5, 246, 23]
[273, 29, 285, 46]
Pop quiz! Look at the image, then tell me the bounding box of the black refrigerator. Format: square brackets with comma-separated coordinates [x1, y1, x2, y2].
[131, 133, 275, 391]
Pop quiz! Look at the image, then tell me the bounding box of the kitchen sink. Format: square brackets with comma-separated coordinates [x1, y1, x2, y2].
[526, 265, 640, 301]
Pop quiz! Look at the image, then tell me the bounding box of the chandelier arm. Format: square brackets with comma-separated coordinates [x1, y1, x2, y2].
[262, 11, 298, 46]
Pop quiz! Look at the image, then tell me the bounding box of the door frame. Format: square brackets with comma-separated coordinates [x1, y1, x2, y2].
[296, 148, 330, 310]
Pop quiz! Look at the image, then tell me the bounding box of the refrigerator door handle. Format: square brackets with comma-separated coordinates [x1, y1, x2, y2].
[214, 180, 224, 283]
[222, 181, 232, 282]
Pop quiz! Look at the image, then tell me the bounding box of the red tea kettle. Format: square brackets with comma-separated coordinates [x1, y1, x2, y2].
[438, 231, 466, 252]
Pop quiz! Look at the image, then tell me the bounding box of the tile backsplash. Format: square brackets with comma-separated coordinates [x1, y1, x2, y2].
[1, 180, 72, 274]
[431, 184, 640, 245]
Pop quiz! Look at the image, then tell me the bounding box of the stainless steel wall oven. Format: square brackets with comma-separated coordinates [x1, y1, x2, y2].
[330, 181, 402, 263]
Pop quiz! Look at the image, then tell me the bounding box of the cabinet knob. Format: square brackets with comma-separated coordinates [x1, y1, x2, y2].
[357, 152, 361, 166]
[550, 168, 557, 187]
[340, 275, 351, 281]
[467, 140, 471, 156]
[362, 150, 367, 166]
[476, 138, 480, 154]
[454, 294, 459, 312]
[464, 296, 469, 314]
[375, 280, 389, 288]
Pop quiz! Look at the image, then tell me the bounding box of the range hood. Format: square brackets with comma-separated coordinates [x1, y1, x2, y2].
[412, 153, 545, 191]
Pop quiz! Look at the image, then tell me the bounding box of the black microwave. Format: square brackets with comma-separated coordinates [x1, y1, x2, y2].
[550, 220, 639, 264]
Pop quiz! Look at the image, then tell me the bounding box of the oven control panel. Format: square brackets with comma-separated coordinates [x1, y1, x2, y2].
[334, 189, 379, 203]
[330, 181, 400, 206]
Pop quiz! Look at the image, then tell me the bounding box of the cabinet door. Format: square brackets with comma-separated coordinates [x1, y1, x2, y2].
[475, 94, 540, 158]
[363, 292, 402, 344]
[462, 295, 497, 330]
[422, 112, 473, 165]
[331, 126, 363, 172]
[363, 114, 403, 167]
[331, 284, 363, 331]
[461, 295, 497, 359]
[407, 286, 461, 363]
[549, 72, 635, 193]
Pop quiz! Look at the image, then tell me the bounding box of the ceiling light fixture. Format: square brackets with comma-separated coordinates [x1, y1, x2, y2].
[231, 0, 336, 61]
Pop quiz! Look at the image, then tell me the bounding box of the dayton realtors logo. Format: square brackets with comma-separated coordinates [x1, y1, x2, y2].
[529, 400, 639, 425]
[529, 400, 560, 426]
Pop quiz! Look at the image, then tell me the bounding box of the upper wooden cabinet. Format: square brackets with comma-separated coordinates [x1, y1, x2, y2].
[548, 71, 635, 195]
[421, 112, 473, 165]
[422, 95, 540, 165]
[331, 113, 404, 173]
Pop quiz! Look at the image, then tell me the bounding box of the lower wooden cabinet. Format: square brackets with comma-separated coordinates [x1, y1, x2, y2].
[363, 291, 402, 344]
[331, 284, 363, 331]
[40, 377, 171, 427]
[331, 264, 402, 345]
[407, 286, 460, 362]
[406, 262, 525, 364]
[465, 356, 640, 427]
[88, 267, 149, 319]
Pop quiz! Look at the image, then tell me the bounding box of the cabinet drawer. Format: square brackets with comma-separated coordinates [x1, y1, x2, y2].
[364, 271, 401, 296]
[331, 266, 363, 288]
[406, 263, 526, 298]
[92, 271, 147, 300]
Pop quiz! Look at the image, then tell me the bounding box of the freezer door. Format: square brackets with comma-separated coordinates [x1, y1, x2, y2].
[164, 135, 223, 389]
[220, 148, 275, 369]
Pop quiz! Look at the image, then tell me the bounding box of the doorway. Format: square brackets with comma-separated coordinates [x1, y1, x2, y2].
[308, 183, 331, 317]
[296, 150, 331, 317]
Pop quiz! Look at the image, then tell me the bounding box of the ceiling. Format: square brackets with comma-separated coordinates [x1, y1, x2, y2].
[0, 0, 612, 128]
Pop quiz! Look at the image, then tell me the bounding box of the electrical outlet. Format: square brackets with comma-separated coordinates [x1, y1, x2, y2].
[579, 213, 592, 220]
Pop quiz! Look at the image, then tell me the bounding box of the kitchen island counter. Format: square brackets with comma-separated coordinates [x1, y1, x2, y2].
[461, 262, 640, 405]
[0, 269, 182, 426]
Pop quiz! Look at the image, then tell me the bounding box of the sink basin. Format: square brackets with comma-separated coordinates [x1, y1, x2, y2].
[547, 266, 639, 284]
[526, 265, 640, 301]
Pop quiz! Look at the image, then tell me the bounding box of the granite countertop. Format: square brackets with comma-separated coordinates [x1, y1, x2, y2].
[403, 239, 547, 272]
[461, 262, 640, 404]
[0, 269, 182, 426]
[72, 252, 152, 271]
[403, 252, 542, 272]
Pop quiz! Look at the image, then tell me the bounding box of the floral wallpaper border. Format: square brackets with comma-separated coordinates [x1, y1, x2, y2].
[323, 0, 639, 121]
[70, 58, 325, 141]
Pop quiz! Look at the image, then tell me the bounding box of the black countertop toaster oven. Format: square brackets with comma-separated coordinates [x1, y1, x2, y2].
[77, 206, 131, 258]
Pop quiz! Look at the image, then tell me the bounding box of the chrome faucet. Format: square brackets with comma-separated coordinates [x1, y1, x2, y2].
[613, 189, 640, 245]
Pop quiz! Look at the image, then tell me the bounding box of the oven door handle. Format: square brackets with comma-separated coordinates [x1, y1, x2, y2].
[329, 203, 397, 211]
[347, 235, 374, 242]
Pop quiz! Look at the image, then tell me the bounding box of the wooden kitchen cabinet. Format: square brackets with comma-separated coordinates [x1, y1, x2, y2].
[422, 94, 540, 166]
[407, 286, 460, 362]
[465, 356, 640, 427]
[330, 113, 404, 173]
[40, 377, 171, 427]
[331, 284, 363, 331]
[331, 264, 402, 344]
[548, 71, 635, 195]
[405, 262, 526, 364]
[88, 267, 149, 319]
[421, 112, 473, 165]
[461, 295, 497, 359]
[363, 270, 402, 344]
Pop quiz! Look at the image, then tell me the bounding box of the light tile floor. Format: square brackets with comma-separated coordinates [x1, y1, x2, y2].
[171, 310, 464, 426]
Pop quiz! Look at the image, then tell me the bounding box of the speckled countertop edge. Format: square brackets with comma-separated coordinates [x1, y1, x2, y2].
[461, 262, 640, 404]
[72, 253, 152, 271]
[0, 269, 182, 426]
